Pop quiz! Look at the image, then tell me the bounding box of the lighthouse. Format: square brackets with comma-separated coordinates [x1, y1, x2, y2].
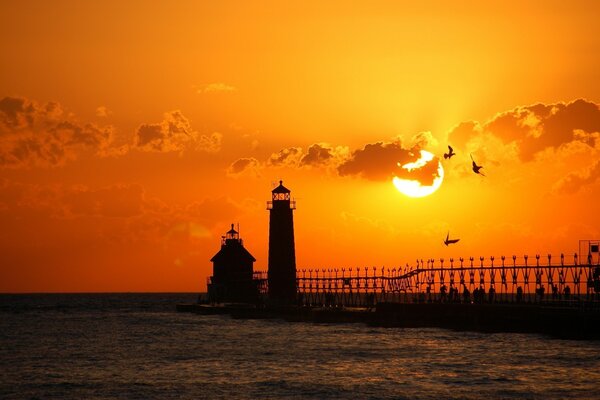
[267, 180, 297, 304]
[208, 224, 257, 303]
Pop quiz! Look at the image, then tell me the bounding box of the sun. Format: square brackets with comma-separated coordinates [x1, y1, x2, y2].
[393, 150, 444, 198]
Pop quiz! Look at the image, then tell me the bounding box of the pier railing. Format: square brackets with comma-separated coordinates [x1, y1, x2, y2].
[266, 253, 600, 308]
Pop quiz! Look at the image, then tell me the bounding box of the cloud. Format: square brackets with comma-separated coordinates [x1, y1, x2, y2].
[0, 179, 243, 247]
[300, 143, 334, 166]
[265, 141, 438, 182]
[267, 147, 303, 167]
[267, 143, 348, 170]
[0, 96, 63, 131]
[196, 132, 222, 153]
[553, 160, 600, 194]
[0, 96, 114, 168]
[227, 157, 261, 177]
[95, 106, 111, 118]
[198, 83, 237, 93]
[123, 195, 244, 246]
[410, 131, 439, 148]
[447, 121, 482, 149]
[133, 111, 221, 153]
[448, 99, 600, 162]
[337, 141, 414, 181]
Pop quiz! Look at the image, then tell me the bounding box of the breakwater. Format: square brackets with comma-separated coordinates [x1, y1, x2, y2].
[176, 301, 600, 340]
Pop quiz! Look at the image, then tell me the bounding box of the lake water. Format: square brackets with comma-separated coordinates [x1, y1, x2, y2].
[1, 293, 599, 399]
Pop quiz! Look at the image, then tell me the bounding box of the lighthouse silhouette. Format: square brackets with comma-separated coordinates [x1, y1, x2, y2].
[267, 180, 297, 304]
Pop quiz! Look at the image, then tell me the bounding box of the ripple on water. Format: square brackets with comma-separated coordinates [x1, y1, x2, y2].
[1, 294, 599, 400]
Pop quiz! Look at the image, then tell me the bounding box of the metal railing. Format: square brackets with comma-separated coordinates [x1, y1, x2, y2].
[253, 253, 600, 308]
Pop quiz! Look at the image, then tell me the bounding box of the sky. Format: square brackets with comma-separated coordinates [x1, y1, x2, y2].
[1, 1, 600, 292]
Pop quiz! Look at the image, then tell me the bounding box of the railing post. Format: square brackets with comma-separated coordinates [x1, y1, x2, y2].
[500, 255, 506, 299]
[511, 255, 517, 302]
[469, 257, 475, 289]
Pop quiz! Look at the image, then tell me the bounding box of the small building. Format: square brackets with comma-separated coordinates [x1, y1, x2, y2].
[208, 224, 257, 303]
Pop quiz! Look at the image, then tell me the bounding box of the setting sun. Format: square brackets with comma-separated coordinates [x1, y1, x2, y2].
[393, 150, 444, 198]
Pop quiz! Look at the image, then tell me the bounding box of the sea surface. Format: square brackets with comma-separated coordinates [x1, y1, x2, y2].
[1, 293, 600, 400]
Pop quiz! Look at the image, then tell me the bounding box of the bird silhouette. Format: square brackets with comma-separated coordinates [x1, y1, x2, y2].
[470, 154, 485, 176]
[443, 145, 456, 159]
[444, 231, 460, 246]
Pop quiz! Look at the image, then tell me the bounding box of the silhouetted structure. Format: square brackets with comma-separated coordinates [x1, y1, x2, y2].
[208, 224, 257, 303]
[267, 181, 297, 304]
[180, 207, 600, 339]
[291, 253, 600, 308]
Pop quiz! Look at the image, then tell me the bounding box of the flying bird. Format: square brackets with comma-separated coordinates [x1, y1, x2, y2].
[444, 232, 460, 246]
[470, 154, 485, 176]
[443, 145, 456, 159]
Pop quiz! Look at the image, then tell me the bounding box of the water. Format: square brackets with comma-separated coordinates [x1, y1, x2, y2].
[1, 294, 600, 399]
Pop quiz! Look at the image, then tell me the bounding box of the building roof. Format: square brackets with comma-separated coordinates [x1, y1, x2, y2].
[210, 241, 256, 263]
[272, 180, 290, 193]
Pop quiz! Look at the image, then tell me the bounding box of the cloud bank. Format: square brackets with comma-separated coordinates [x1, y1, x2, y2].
[134, 110, 222, 153]
[448, 99, 600, 162]
[0, 97, 114, 168]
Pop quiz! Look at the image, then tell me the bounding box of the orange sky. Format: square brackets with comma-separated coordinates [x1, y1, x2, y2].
[1, 1, 600, 292]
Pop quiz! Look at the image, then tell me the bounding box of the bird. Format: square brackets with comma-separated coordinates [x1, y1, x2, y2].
[444, 231, 460, 246]
[443, 145, 456, 159]
[470, 154, 485, 176]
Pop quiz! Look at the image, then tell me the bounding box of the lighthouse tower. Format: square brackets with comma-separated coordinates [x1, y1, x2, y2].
[267, 180, 297, 304]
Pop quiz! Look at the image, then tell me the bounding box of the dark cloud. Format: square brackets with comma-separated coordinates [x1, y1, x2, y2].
[448, 99, 600, 162]
[267, 144, 346, 169]
[484, 109, 530, 144]
[0, 96, 113, 168]
[267, 147, 302, 166]
[300, 144, 334, 166]
[53, 121, 112, 148]
[520, 99, 600, 161]
[227, 157, 260, 175]
[0, 96, 62, 131]
[394, 152, 442, 187]
[133, 110, 221, 153]
[0, 97, 34, 130]
[136, 124, 164, 148]
[337, 142, 413, 181]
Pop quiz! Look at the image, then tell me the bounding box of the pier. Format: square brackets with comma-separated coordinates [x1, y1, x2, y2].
[183, 253, 600, 339]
